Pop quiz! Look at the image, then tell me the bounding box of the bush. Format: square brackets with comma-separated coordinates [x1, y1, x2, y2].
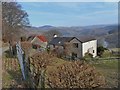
[29, 52, 106, 88]
[101, 50, 112, 58]
[84, 52, 93, 58]
[97, 46, 107, 57]
[20, 36, 27, 42]
[46, 61, 106, 88]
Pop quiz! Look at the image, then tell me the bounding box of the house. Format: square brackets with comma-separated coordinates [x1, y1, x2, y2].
[48, 36, 97, 59]
[30, 35, 47, 50]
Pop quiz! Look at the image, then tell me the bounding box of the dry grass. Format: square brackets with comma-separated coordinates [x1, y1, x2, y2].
[46, 57, 68, 75]
[2, 56, 27, 88]
[2, 51, 119, 88]
[110, 48, 120, 52]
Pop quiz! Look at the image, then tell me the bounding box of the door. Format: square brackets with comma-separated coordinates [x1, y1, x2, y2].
[72, 52, 77, 60]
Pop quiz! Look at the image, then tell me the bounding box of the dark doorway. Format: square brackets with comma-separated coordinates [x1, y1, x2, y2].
[72, 52, 77, 60]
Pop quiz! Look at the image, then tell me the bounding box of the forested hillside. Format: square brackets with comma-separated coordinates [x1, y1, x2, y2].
[24, 24, 119, 48]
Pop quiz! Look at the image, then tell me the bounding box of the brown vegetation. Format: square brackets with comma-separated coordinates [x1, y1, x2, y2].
[29, 52, 106, 88]
[46, 61, 105, 88]
[21, 41, 32, 54]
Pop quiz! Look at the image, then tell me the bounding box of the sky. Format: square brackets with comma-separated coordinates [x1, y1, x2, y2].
[18, 2, 118, 27]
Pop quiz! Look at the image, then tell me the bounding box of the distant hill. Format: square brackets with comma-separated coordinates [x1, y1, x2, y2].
[23, 24, 119, 48]
[39, 25, 55, 30]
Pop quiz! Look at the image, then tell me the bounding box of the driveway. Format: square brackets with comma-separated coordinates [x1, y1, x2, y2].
[2, 46, 9, 53]
[0, 46, 9, 56]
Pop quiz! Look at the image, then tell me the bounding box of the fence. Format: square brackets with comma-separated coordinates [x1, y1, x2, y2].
[16, 42, 45, 88]
[2, 42, 44, 88]
[16, 56, 45, 88]
[85, 57, 120, 61]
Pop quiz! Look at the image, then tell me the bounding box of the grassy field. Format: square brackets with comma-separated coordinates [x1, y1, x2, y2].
[109, 48, 120, 52]
[2, 69, 24, 88]
[2, 56, 26, 88]
[91, 59, 119, 88]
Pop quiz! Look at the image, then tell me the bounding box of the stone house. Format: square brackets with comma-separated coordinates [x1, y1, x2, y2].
[48, 36, 97, 59]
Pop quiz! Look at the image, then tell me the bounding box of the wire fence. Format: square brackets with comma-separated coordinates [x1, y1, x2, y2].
[15, 42, 45, 88]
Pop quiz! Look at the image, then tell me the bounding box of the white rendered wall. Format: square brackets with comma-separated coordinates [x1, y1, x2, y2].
[82, 40, 97, 57]
[31, 37, 47, 48]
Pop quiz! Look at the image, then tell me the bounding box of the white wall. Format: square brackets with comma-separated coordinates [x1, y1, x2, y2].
[82, 40, 97, 57]
[31, 37, 47, 48]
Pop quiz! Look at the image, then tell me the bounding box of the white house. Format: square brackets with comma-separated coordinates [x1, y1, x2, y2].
[49, 36, 97, 58]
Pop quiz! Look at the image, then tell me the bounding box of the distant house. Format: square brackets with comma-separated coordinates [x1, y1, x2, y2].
[48, 36, 97, 59]
[30, 35, 47, 50]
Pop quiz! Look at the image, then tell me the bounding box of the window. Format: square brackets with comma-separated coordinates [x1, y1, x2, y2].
[73, 43, 78, 48]
[93, 50, 95, 53]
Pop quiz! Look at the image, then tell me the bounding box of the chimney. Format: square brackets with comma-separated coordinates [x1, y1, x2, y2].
[53, 34, 57, 38]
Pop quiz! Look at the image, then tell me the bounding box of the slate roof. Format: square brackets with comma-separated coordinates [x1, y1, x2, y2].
[49, 37, 75, 46]
[49, 36, 96, 46]
[78, 36, 96, 43]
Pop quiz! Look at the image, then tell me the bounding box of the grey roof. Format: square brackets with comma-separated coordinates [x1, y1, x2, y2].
[49, 37, 75, 46]
[78, 36, 96, 43]
[49, 36, 96, 46]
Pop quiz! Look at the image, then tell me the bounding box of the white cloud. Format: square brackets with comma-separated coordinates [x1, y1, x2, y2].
[86, 10, 118, 16]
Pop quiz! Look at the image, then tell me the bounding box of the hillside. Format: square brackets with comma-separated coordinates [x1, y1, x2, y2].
[23, 24, 119, 48]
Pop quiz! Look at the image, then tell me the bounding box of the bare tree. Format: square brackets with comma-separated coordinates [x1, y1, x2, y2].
[2, 2, 29, 42]
[43, 29, 62, 42]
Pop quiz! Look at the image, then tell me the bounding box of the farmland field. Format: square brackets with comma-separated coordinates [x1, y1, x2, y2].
[91, 59, 119, 88]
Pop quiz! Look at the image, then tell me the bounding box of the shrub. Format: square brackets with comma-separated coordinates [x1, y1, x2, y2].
[84, 52, 93, 58]
[97, 46, 107, 57]
[46, 61, 106, 88]
[29, 52, 106, 88]
[20, 36, 27, 42]
[101, 50, 112, 58]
